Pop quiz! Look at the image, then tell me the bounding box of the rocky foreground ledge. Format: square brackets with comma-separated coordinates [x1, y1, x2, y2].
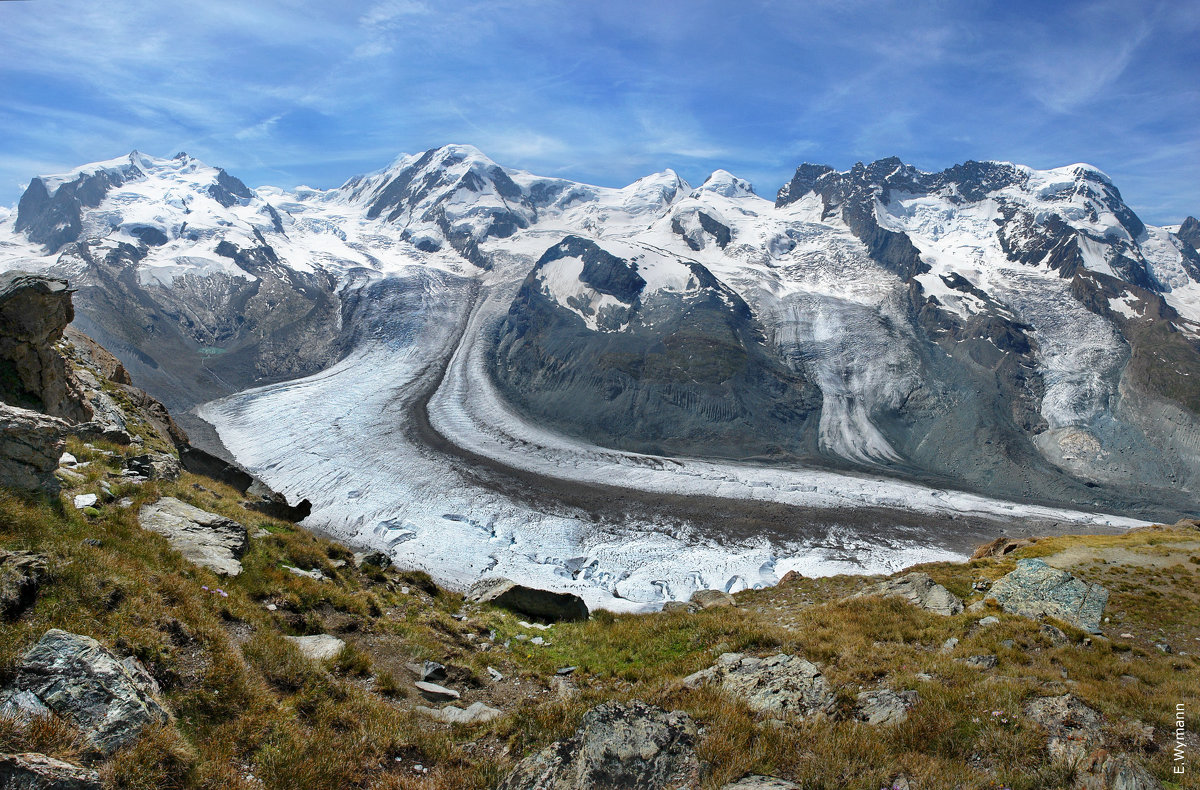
[0, 272, 1197, 789]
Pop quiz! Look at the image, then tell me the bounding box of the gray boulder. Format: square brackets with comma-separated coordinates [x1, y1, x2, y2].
[0, 753, 102, 789]
[498, 700, 700, 790]
[851, 572, 964, 616]
[138, 497, 248, 576]
[467, 577, 588, 622]
[721, 778, 800, 790]
[1024, 694, 1104, 764]
[285, 634, 345, 662]
[854, 688, 919, 725]
[1077, 752, 1163, 790]
[987, 559, 1109, 633]
[415, 681, 460, 702]
[124, 452, 180, 481]
[4, 629, 168, 756]
[0, 403, 67, 493]
[690, 589, 736, 609]
[0, 549, 48, 619]
[682, 653, 837, 719]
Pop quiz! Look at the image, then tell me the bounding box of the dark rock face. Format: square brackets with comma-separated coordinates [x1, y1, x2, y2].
[0, 550, 49, 619]
[498, 700, 701, 790]
[1178, 216, 1200, 252]
[3, 629, 169, 757]
[467, 577, 589, 622]
[493, 237, 822, 459]
[0, 272, 92, 422]
[206, 168, 254, 208]
[14, 167, 137, 253]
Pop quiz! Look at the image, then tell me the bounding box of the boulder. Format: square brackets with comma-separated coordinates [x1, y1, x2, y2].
[0, 753, 102, 789]
[987, 559, 1109, 633]
[690, 589, 736, 609]
[854, 688, 919, 725]
[405, 660, 447, 682]
[418, 701, 501, 725]
[124, 452, 181, 481]
[661, 601, 690, 613]
[851, 572, 964, 616]
[467, 577, 589, 622]
[682, 653, 837, 719]
[970, 536, 1037, 560]
[0, 403, 67, 492]
[285, 634, 345, 662]
[498, 700, 700, 790]
[353, 550, 391, 570]
[0, 550, 48, 619]
[0, 272, 91, 422]
[720, 778, 801, 790]
[138, 497, 248, 576]
[3, 629, 168, 756]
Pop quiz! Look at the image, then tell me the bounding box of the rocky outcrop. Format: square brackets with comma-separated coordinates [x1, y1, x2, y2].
[0, 403, 68, 492]
[498, 700, 701, 790]
[0, 753, 102, 789]
[138, 497, 249, 576]
[285, 634, 345, 662]
[854, 688, 919, 725]
[0, 272, 90, 422]
[682, 653, 837, 719]
[0, 550, 48, 619]
[0, 629, 168, 757]
[178, 445, 312, 522]
[1024, 695, 1161, 790]
[971, 536, 1037, 560]
[851, 572, 965, 616]
[124, 452, 181, 481]
[987, 559, 1108, 633]
[467, 577, 589, 622]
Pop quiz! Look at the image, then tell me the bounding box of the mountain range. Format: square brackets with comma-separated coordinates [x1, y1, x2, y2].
[1, 144, 1195, 606]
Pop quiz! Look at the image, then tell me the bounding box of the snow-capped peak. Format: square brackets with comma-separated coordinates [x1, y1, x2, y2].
[695, 170, 755, 199]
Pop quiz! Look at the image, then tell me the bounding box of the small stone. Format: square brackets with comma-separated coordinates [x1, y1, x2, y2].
[854, 688, 919, 725]
[59, 452, 78, 466]
[1120, 633, 1135, 639]
[530, 636, 545, 646]
[963, 654, 998, 670]
[940, 637, 959, 653]
[978, 616, 1000, 627]
[406, 661, 446, 682]
[556, 666, 578, 676]
[487, 666, 504, 682]
[265, 603, 277, 611]
[81, 538, 102, 547]
[662, 601, 691, 613]
[281, 565, 325, 581]
[1155, 642, 1172, 654]
[414, 681, 459, 702]
[72, 493, 98, 509]
[1001, 639, 1015, 649]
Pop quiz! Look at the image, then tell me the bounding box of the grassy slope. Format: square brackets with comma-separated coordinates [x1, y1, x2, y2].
[2, 440, 1198, 789]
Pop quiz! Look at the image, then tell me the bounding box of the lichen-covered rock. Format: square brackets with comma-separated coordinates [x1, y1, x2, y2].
[851, 572, 964, 616]
[1076, 751, 1163, 790]
[689, 589, 736, 609]
[0, 272, 91, 422]
[498, 700, 700, 790]
[418, 701, 501, 725]
[854, 688, 919, 725]
[987, 559, 1109, 633]
[0, 403, 67, 492]
[0, 549, 48, 619]
[4, 629, 169, 756]
[682, 653, 837, 719]
[467, 577, 589, 622]
[138, 497, 248, 576]
[0, 752, 102, 789]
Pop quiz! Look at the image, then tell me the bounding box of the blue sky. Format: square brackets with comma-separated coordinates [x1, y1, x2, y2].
[1, 0, 1197, 223]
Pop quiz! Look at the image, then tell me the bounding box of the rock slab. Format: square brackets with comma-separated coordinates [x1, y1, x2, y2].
[682, 653, 837, 719]
[852, 572, 964, 616]
[854, 688, 919, 725]
[499, 700, 700, 790]
[2, 629, 168, 756]
[0, 752, 102, 789]
[720, 778, 801, 790]
[418, 701, 501, 725]
[987, 558, 1109, 633]
[468, 577, 589, 622]
[138, 497, 248, 576]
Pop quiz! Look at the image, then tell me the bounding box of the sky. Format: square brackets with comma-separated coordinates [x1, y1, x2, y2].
[0, 0, 1197, 224]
